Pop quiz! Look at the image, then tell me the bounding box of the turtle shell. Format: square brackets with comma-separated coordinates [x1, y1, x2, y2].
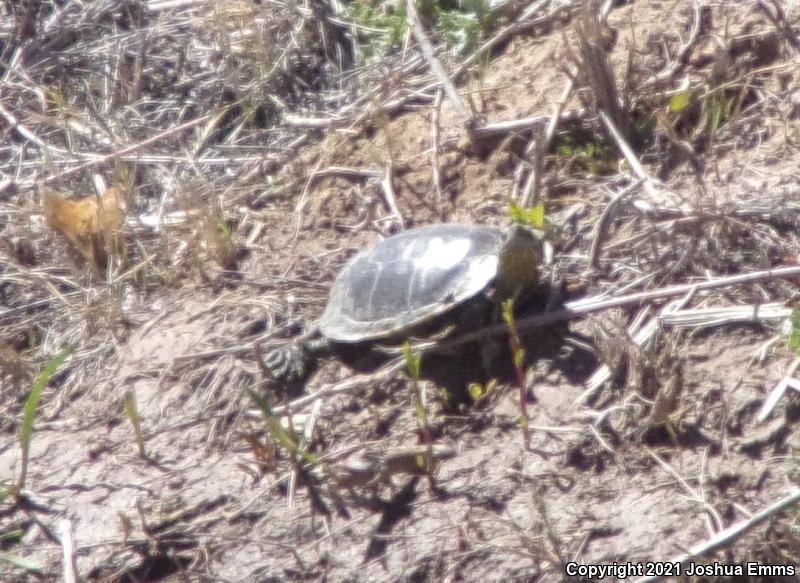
[318, 224, 507, 343]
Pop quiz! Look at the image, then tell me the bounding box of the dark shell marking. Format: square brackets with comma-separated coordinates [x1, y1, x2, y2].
[319, 224, 506, 342]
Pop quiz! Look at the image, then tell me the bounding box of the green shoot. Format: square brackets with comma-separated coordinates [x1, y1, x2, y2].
[0, 529, 23, 543]
[246, 389, 316, 466]
[707, 91, 736, 137]
[502, 299, 530, 448]
[403, 341, 434, 478]
[508, 201, 546, 230]
[468, 378, 498, 404]
[347, 0, 492, 62]
[123, 389, 146, 458]
[789, 309, 800, 354]
[0, 552, 42, 573]
[555, 134, 617, 176]
[668, 89, 693, 114]
[17, 349, 71, 494]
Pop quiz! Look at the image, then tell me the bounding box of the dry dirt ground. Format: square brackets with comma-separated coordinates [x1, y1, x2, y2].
[4, 1, 800, 581]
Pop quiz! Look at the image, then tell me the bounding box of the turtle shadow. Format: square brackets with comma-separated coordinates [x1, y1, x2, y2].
[333, 290, 599, 404]
[418, 322, 599, 404]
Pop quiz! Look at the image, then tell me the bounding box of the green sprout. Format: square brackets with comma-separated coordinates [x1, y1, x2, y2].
[468, 378, 498, 403]
[789, 309, 800, 354]
[123, 389, 146, 458]
[403, 341, 434, 477]
[502, 299, 530, 447]
[246, 389, 317, 466]
[508, 201, 546, 230]
[17, 349, 71, 493]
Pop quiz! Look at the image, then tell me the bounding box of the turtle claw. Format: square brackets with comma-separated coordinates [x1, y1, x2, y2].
[262, 342, 311, 389]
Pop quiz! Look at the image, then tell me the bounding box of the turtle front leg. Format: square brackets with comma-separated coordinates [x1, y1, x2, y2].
[261, 328, 332, 392]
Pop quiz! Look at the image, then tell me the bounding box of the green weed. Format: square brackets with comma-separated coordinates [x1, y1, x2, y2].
[403, 341, 434, 476]
[246, 389, 317, 466]
[347, 0, 492, 61]
[17, 349, 71, 493]
[555, 135, 617, 176]
[123, 389, 146, 458]
[789, 309, 800, 354]
[508, 201, 546, 230]
[502, 299, 530, 447]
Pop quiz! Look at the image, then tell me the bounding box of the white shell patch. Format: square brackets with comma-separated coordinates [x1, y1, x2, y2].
[410, 237, 472, 271]
[466, 254, 498, 289]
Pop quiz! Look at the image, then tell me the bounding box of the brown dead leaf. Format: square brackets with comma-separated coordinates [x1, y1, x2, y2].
[43, 186, 125, 271]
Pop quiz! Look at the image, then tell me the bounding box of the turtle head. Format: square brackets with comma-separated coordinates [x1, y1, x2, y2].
[494, 224, 543, 301]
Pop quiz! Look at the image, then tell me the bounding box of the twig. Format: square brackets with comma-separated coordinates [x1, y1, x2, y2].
[316, 166, 383, 179]
[634, 489, 800, 583]
[381, 163, 405, 229]
[429, 88, 444, 216]
[270, 359, 407, 416]
[599, 110, 663, 201]
[405, 0, 473, 126]
[517, 76, 576, 206]
[661, 302, 791, 329]
[59, 519, 78, 583]
[648, 449, 723, 535]
[517, 123, 544, 208]
[39, 115, 211, 186]
[757, 356, 800, 422]
[434, 264, 800, 352]
[640, 0, 704, 88]
[588, 179, 643, 270]
[283, 114, 348, 129]
[0, 101, 49, 149]
[473, 109, 585, 139]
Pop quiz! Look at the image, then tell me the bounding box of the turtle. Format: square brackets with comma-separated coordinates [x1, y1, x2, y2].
[263, 223, 544, 389]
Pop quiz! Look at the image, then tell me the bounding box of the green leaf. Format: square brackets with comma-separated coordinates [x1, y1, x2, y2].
[124, 389, 146, 458]
[514, 348, 526, 369]
[0, 529, 23, 543]
[669, 90, 693, 113]
[501, 298, 516, 328]
[246, 389, 317, 465]
[710, 96, 723, 135]
[468, 383, 485, 400]
[403, 341, 422, 379]
[0, 552, 42, 572]
[530, 203, 546, 228]
[508, 201, 546, 229]
[789, 309, 800, 353]
[18, 349, 71, 491]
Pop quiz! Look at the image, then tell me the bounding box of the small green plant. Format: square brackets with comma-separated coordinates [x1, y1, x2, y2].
[0, 550, 42, 574]
[706, 91, 737, 137]
[664, 85, 739, 144]
[246, 389, 317, 466]
[502, 299, 530, 447]
[123, 389, 146, 458]
[788, 309, 800, 354]
[555, 135, 617, 176]
[668, 89, 694, 114]
[17, 349, 71, 493]
[468, 378, 498, 403]
[508, 201, 546, 230]
[347, 0, 492, 61]
[403, 341, 435, 479]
